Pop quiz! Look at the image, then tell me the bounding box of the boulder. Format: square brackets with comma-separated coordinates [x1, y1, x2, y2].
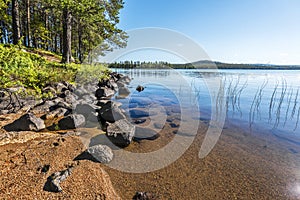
[106, 119, 135, 147]
[58, 114, 86, 130]
[44, 167, 73, 192]
[86, 145, 113, 164]
[75, 103, 96, 116]
[95, 88, 115, 100]
[4, 113, 45, 132]
[98, 101, 126, 123]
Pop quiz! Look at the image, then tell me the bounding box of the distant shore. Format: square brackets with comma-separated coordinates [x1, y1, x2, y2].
[108, 60, 300, 70]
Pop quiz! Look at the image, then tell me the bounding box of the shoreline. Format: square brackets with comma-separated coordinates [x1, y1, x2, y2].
[1, 71, 300, 199]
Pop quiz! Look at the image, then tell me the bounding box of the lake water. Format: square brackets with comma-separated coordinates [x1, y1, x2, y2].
[107, 68, 300, 198]
[113, 68, 300, 140]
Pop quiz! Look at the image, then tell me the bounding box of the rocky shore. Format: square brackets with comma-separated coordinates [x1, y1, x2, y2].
[0, 72, 157, 199]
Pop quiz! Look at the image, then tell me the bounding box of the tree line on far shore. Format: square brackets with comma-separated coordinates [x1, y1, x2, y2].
[0, 0, 127, 63]
[108, 60, 300, 70]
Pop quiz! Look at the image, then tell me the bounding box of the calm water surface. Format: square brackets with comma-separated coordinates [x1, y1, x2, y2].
[113, 69, 300, 136]
[110, 68, 300, 198]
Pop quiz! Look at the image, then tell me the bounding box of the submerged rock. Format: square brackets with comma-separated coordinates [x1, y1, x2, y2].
[4, 113, 45, 132]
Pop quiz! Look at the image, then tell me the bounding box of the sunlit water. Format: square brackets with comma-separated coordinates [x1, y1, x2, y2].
[113, 68, 300, 138]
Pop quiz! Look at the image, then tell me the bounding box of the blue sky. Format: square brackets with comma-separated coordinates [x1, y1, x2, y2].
[116, 0, 300, 64]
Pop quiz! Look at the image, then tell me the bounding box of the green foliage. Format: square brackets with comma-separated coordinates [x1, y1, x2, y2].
[76, 64, 111, 84]
[0, 44, 80, 97]
[0, 44, 111, 98]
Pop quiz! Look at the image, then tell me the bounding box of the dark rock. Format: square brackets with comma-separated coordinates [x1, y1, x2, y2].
[58, 114, 86, 130]
[129, 109, 149, 118]
[133, 119, 147, 124]
[95, 87, 115, 100]
[38, 164, 50, 173]
[43, 167, 73, 193]
[106, 119, 135, 147]
[133, 127, 159, 141]
[86, 145, 113, 163]
[4, 113, 45, 132]
[170, 122, 180, 128]
[75, 103, 96, 116]
[98, 101, 126, 123]
[96, 100, 110, 107]
[133, 192, 158, 200]
[136, 85, 144, 92]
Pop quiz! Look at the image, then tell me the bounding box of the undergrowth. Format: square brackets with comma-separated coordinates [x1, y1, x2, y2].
[0, 44, 110, 98]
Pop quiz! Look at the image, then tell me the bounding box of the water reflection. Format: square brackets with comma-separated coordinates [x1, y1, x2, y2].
[113, 68, 300, 135]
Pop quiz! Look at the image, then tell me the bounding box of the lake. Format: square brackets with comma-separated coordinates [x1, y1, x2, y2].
[105, 68, 300, 199]
[113, 68, 300, 135]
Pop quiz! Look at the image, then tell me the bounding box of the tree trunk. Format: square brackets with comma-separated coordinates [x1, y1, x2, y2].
[62, 7, 72, 63]
[26, 0, 31, 47]
[12, 0, 21, 45]
[78, 23, 82, 63]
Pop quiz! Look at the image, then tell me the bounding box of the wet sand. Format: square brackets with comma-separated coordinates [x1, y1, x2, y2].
[103, 117, 300, 199]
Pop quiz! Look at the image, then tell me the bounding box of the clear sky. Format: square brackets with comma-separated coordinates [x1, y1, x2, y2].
[117, 0, 300, 64]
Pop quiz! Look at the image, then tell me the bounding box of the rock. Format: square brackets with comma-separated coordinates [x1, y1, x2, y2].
[95, 88, 115, 100]
[118, 87, 130, 96]
[133, 127, 159, 141]
[86, 145, 113, 164]
[118, 75, 131, 85]
[58, 114, 86, 130]
[98, 79, 118, 91]
[55, 82, 68, 93]
[96, 100, 110, 107]
[129, 109, 149, 118]
[106, 119, 135, 147]
[133, 119, 147, 124]
[44, 167, 73, 192]
[49, 101, 73, 112]
[133, 192, 158, 200]
[116, 81, 125, 88]
[4, 113, 45, 132]
[154, 122, 164, 129]
[136, 85, 144, 92]
[75, 103, 96, 116]
[42, 107, 70, 120]
[99, 101, 126, 123]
